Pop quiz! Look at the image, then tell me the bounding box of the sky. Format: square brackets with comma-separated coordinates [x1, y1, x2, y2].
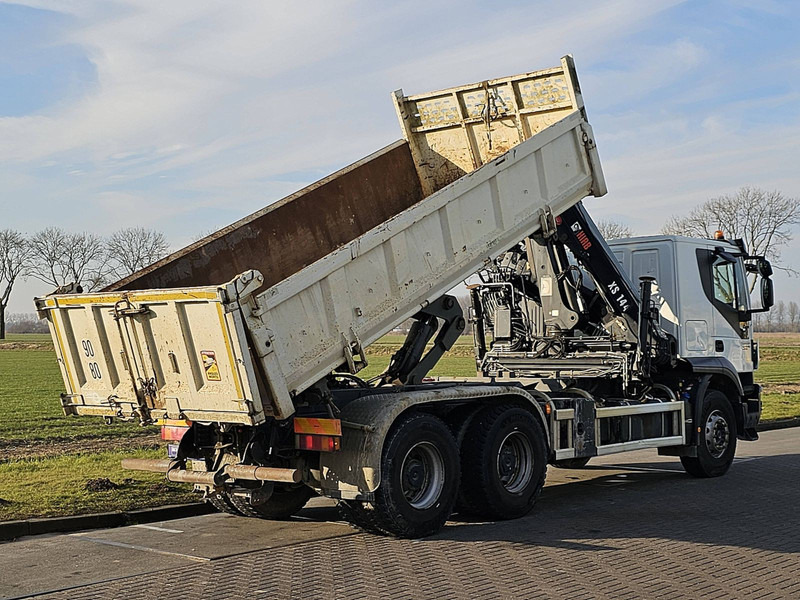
[2, 0, 799, 313]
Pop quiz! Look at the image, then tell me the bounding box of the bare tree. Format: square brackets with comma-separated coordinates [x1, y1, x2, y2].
[752, 311, 764, 332]
[0, 229, 32, 339]
[28, 227, 110, 291]
[662, 187, 800, 285]
[775, 300, 786, 331]
[765, 302, 775, 332]
[788, 301, 799, 333]
[106, 228, 170, 280]
[596, 220, 633, 240]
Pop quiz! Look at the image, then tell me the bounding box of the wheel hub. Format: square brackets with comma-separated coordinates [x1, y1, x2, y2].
[704, 410, 730, 459]
[404, 459, 425, 489]
[499, 446, 517, 477]
[496, 431, 534, 494]
[400, 442, 445, 510]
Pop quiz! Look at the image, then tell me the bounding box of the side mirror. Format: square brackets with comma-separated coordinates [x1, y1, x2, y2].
[761, 277, 774, 310]
[758, 258, 773, 278]
[745, 256, 773, 278]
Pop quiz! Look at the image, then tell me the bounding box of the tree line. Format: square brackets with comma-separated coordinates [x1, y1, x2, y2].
[0, 227, 169, 338]
[753, 301, 800, 333]
[2, 187, 798, 339]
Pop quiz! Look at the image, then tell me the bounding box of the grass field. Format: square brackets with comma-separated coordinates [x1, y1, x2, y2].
[1, 333, 52, 343]
[0, 448, 195, 520]
[753, 333, 800, 421]
[0, 336, 184, 521]
[1, 331, 798, 521]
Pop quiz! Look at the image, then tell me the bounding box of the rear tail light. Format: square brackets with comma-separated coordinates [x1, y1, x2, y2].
[159, 419, 191, 442]
[293, 417, 342, 452]
[161, 426, 190, 441]
[295, 434, 341, 452]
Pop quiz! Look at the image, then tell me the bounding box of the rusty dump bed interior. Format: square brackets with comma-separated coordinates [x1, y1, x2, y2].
[106, 140, 424, 291]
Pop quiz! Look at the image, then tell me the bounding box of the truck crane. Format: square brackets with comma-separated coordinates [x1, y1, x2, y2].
[35, 56, 774, 538]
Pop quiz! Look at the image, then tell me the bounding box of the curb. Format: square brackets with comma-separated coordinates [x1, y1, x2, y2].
[0, 502, 213, 542]
[757, 417, 800, 432]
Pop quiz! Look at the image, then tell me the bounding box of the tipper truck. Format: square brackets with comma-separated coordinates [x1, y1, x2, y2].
[35, 56, 774, 538]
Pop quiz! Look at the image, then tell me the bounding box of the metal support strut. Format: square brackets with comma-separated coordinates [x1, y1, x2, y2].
[377, 295, 466, 385]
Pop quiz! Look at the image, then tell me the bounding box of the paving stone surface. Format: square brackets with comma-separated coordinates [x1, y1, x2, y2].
[2, 429, 798, 599]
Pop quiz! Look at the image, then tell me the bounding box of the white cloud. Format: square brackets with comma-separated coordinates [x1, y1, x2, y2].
[6, 0, 800, 311]
[592, 118, 800, 229]
[0, 1, 361, 164]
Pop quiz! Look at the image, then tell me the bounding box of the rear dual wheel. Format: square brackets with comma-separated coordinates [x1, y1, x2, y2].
[341, 405, 548, 537]
[208, 484, 314, 520]
[342, 413, 460, 538]
[226, 484, 314, 519]
[457, 404, 547, 519]
[207, 493, 241, 515]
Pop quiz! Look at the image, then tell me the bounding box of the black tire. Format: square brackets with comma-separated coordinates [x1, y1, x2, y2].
[448, 406, 482, 514]
[338, 499, 393, 536]
[681, 390, 737, 478]
[342, 412, 460, 538]
[207, 493, 243, 515]
[553, 457, 591, 469]
[457, 404, 547, 520]
[227, 484, 314, 519]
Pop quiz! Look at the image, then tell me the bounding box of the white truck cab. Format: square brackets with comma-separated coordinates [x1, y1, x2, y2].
[608, 235, 772, 375]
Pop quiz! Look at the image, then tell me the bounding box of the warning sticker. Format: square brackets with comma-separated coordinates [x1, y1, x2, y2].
[200, 350, 221, 381]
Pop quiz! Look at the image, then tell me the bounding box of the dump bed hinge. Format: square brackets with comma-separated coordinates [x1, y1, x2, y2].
[342, 330, 368, 374]
[538, 206, 557, 239]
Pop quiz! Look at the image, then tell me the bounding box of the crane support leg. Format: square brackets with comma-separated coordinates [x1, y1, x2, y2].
[379, 295, 466, 385]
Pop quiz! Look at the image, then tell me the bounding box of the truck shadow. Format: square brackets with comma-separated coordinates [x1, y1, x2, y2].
[432, 453, 800, 554]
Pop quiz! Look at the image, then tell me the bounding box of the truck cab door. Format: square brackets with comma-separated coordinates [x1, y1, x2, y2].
[705, 254, 752, 372]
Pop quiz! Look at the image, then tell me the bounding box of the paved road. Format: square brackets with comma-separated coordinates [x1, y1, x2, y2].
[1, 428, 798, 600]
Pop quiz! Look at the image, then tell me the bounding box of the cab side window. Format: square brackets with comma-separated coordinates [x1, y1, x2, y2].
[697, 249, 749, 337]
[712, 260, 737, 308]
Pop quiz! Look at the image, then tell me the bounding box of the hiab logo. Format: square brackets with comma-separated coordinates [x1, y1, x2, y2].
[571, 222, 592, 250]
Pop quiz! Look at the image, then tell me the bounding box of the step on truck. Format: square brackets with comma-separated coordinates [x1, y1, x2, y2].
[35, 56, 775, 538]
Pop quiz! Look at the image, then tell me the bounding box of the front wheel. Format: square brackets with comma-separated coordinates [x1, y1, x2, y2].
[681, 390, 737, 478]
[342, 413, 460, 538]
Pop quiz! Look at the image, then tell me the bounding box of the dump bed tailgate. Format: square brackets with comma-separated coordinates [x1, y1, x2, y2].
[35, 286, 267, 425]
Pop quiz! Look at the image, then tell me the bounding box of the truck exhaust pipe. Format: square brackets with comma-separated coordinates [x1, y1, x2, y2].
[121, 458, 301, 485]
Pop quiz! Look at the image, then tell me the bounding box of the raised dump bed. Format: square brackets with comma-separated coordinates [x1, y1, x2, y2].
[108, 56, 587, 293]
[36, 56, 606, 425]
